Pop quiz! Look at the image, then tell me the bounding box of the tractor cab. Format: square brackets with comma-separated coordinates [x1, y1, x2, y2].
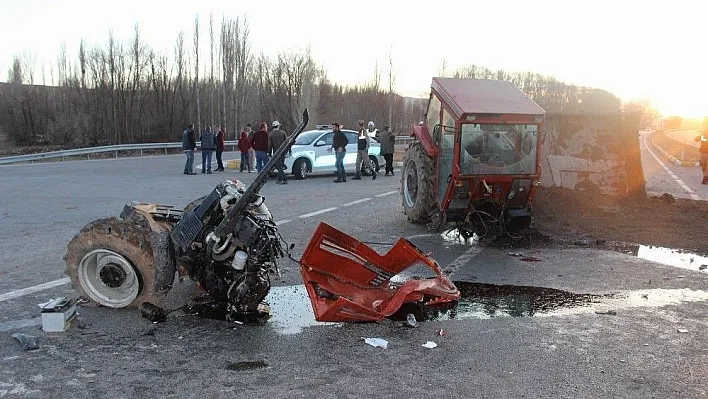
[401, 78, 545, 238]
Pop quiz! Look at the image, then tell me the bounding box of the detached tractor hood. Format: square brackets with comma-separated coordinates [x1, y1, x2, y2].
[432, 77, 546, 119]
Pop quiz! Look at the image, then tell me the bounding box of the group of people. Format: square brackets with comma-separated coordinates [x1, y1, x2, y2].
[182, 120, 289, 183]
[181, 124, 226, 175]
[182, 118, 397, 184]
[237, 121, 289, 184]
[332, 119, 396, 183]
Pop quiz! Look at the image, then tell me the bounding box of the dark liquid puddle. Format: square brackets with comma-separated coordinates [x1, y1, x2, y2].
[185, 282, 607, 334]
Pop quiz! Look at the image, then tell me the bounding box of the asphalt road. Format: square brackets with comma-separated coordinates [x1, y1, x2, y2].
[0, 153, 707, 398]
[641, 131, 705, 200]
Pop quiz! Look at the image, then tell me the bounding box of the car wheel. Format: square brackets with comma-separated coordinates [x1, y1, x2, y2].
[293, 158, 309, 180]
[369, 156, 380, 173]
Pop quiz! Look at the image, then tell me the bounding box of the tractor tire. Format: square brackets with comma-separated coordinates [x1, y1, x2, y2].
[401, 142, 437, 223]
[64, 217, 173, 308]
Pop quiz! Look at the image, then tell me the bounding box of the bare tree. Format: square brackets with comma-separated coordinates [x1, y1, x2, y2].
[193, 15, 201, 133]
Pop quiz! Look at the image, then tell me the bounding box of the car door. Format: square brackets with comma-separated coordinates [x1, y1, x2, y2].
[344, 132, 359, 168]
[313, 132, 335, 171]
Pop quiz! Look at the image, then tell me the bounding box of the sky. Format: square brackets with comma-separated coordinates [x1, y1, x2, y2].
[0, 0, 704, 117]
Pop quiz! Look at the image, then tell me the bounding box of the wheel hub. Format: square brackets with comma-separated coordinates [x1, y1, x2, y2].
[404, 163, 418, 208]
[77, 249, 141, 308]
[99, 263, 128, 288]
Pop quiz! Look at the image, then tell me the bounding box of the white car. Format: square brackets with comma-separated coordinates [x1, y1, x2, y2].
[284, 128, 382, 179]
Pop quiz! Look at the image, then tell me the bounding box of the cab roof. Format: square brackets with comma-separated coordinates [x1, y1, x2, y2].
[432, 77, 546, 119]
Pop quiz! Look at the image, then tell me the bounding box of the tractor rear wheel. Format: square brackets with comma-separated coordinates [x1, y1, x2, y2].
[65, 217, 171, 308]
[401, 143, 437, 223]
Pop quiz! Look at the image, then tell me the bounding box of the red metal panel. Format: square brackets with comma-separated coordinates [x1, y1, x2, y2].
[300, 223, 460, 322]
[412, 124, 438, 157]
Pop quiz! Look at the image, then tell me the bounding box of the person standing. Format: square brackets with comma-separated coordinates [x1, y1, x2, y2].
[200, 125, 217, 174]
[367, 120, 378, 140]
[182, 123, 197, 175]
[378, 124, 395, 176]
[215, 124, 225, 172]
[268, 120, 288, 184]
[353, 120, 377, 180]
[245, 124, 256, 171]
[332, 123, 348, 183]
[696, 129, 708, 184]
[252, 122, 270, 173]
[238, 129, 252, 172]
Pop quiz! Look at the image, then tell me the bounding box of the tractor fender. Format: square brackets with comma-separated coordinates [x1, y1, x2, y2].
[411, 124, 438, 157]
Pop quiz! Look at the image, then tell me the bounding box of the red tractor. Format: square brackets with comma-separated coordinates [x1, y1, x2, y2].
[401, 78, 546, 239]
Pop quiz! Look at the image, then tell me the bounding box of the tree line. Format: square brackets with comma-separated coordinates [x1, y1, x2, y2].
[0, 14, 640, 148]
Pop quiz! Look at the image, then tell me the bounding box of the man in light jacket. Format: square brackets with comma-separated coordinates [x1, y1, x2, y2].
[353, 120, 376, 180]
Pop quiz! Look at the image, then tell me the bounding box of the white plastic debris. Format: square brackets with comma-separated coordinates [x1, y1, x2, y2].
[422, 341, 438, 349]
[362, 338, 388, 349]
[677, 328, 688, 333]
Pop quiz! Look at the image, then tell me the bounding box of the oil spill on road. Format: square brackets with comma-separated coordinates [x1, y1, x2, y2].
[186, 285, 337, 335]
[415, 281, 708, 321]
[265, 285, 338, 335]
[414, 282, 601, 321]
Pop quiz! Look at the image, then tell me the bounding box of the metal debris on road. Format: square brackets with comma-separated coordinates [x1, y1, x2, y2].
[422, 341, 438, 349]
[520, 256, 542, 262]
[11, 333, 39, 350]
[508, 252, 525, 257]
[700, 265, 708, 271]
[595, 310, 617, 316]
[362, 338, 389, 349]
[139, 302, 167, 323]
[436, 329, 446, 336]
[677, 328, 689, 333]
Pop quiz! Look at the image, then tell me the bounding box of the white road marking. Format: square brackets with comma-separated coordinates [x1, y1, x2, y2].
[443, 245, 483, 277]
[342, 198, 372, 207]
[275, 219, 291, 226]
[298, 207, 338, 219]
[643, 135, 701, 201]
[0, 277, 71, 303]
[375, 190, 398, 198]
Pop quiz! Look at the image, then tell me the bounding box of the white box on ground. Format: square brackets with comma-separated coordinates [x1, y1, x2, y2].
[40, 297, 77, 332]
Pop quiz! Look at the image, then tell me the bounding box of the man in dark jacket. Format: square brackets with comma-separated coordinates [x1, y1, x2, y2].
[200, 125, 217, 174]
[215, 124, 225, 172]
[696, 129, 708, 184]
[332, 123, 348, 183]
[378, 125, 395, 176]
[269, 120, 288, 184]
[252, 122, 270, 173]
[182, 123, 197, 175]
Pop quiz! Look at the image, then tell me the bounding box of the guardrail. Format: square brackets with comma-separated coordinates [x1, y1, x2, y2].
[0, 136, 417, 165]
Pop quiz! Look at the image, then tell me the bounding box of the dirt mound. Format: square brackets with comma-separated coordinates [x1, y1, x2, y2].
[532, 187, 708, 254]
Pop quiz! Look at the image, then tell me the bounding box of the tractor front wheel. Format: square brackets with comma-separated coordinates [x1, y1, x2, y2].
[401, 143, 437, 223]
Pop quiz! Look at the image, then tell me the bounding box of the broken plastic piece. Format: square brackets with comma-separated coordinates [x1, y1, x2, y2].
[363, 338, 388, 349]
[406, 314, 419, 328]
[300, 222, 460, 322]
[436, 329, 446, 336]
[12, 333, 39, 350]
[677, 328, 688, 333]
[422, 341, 437, 349]
[507, 252, 525, 257]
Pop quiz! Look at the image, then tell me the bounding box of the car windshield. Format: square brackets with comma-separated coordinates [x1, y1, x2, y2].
[459, 123, 539, 175]
[294, 131, 326, 145]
